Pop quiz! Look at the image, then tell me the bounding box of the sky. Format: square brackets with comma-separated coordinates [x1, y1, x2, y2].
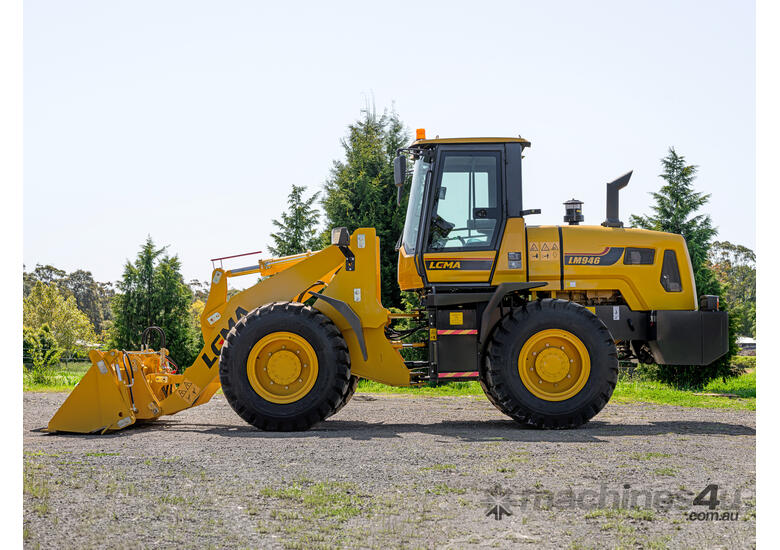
[23, 0, 755, 288]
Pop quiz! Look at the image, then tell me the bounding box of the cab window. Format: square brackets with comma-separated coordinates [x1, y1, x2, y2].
[428, 152, 501, 250]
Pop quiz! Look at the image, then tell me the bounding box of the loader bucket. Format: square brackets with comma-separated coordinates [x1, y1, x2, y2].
[47, 350, 137, 433]
[47, 349, 174, 434]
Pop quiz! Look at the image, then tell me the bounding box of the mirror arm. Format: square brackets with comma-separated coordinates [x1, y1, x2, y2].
[520, 208, 541, 216]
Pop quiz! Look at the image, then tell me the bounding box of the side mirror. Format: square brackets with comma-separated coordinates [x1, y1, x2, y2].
[393, 155, 406, 187]
[393, 155, 406, 206]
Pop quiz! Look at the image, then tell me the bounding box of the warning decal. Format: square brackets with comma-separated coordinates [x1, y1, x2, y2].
[177, 380, 201, 404]
[529, 242, 560, 262]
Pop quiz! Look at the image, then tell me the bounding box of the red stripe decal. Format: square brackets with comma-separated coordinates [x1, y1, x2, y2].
[570, 247, 610, 256]
[439, 371, 479, 378]
[425, 257, 494, 261]
[438, 329, 478, 335]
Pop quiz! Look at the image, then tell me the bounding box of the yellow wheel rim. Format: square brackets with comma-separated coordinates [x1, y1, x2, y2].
[517, 329, 590, 401]
[246, 331, 319, 404]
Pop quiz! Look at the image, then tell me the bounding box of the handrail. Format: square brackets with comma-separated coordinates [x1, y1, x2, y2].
[210, 250, 263, 268]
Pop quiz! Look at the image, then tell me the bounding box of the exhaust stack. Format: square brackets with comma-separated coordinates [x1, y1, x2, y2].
[602, 171, 632, 228]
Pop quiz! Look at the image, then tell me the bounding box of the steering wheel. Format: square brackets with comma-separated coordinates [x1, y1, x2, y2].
[432, 215, 455, 237]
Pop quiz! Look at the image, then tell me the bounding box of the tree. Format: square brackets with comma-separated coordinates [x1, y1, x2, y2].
[630, 148, 720, 296]
[30, 264, 66, 286]
[268, 185, 321, 256]
[24, 265, 114, 333]
[96, 281, 115, 333]
[630, 148, 738, 386]
[23, 325, 63, 383]
[709, 241, 756, 337]
[24, 264, 66, 297]
[110, 237, 200, 367]
[23, 281, 96, 356]
[189, 279, 210, 302]
[321, 105, 409, 308]
[59, 269, 105, 332]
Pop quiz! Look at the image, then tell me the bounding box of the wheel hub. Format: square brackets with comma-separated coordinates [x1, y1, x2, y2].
[517, 328, 591, 401]
[246, 332, 319, 404]
[535, 347, 570, 383]
[267, 350, 302, 385]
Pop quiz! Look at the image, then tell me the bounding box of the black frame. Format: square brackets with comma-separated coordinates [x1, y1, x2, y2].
[423, 148, 504, 254]
[410, 142, 527, 289]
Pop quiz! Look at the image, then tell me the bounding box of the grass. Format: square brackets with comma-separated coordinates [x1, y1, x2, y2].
[584, 507, 655, 521]
[359, 371, 756, 410]
[23, 361, 91, 392]
[630, 452, 671, 461]
[23, 460, 51, 517]
[611, 372, 755, 410]
[358, 379, 483, 396]
[260, 480, 368, 521]
[23, 359, 756, 411]
[420, 463, 456, 472]
[704, 370, 756, 397]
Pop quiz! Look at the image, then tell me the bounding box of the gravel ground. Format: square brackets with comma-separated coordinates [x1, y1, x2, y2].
[23, 392, 755, 549]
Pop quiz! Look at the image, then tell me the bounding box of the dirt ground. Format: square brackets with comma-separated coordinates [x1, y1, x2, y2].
[23, 392, 755, 549]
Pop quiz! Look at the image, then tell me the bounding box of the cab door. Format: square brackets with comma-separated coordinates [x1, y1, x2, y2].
[422, 148, 504, 284]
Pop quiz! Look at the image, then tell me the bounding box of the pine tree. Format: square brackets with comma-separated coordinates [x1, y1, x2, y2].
[110, 237, 199, 367]
[630, 148, 739, 386]
[268, 185, 321, 256]
[321, 105, 410, 308]
[630, 147, 720, 296]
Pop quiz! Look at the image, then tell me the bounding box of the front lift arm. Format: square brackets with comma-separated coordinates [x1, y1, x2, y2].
[160, 228, 410, 416]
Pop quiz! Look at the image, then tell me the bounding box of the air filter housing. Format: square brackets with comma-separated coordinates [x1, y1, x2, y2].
[563, 199, 584, 225]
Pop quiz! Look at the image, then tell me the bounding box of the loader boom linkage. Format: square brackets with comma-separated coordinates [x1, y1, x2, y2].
[48, 229, 410, 433]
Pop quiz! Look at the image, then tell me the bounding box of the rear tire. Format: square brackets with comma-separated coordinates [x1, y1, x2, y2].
[219, 302, 351, 431]
[483, 299, 617, 428]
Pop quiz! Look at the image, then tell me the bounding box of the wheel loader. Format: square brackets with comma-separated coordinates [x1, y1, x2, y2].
[47, 130, 729, 434]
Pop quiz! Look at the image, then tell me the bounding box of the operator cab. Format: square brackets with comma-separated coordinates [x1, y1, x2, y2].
[395, 131, 532, 290]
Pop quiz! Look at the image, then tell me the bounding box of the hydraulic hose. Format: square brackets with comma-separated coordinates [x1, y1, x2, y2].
[141, 326, 166, 350]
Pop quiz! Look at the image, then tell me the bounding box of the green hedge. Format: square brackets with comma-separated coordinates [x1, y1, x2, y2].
[731, 356, 756, 369]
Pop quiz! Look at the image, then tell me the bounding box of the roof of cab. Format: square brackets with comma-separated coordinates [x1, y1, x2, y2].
[411, 136, 531, 147]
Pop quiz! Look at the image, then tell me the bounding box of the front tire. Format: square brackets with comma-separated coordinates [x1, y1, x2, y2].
[219, 302, 351, 431]
[483, 299, 618, 428]
[327, 375, 359, 418]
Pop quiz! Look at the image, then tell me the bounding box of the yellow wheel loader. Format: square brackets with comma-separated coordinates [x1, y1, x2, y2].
[47, 131, 729, 434]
